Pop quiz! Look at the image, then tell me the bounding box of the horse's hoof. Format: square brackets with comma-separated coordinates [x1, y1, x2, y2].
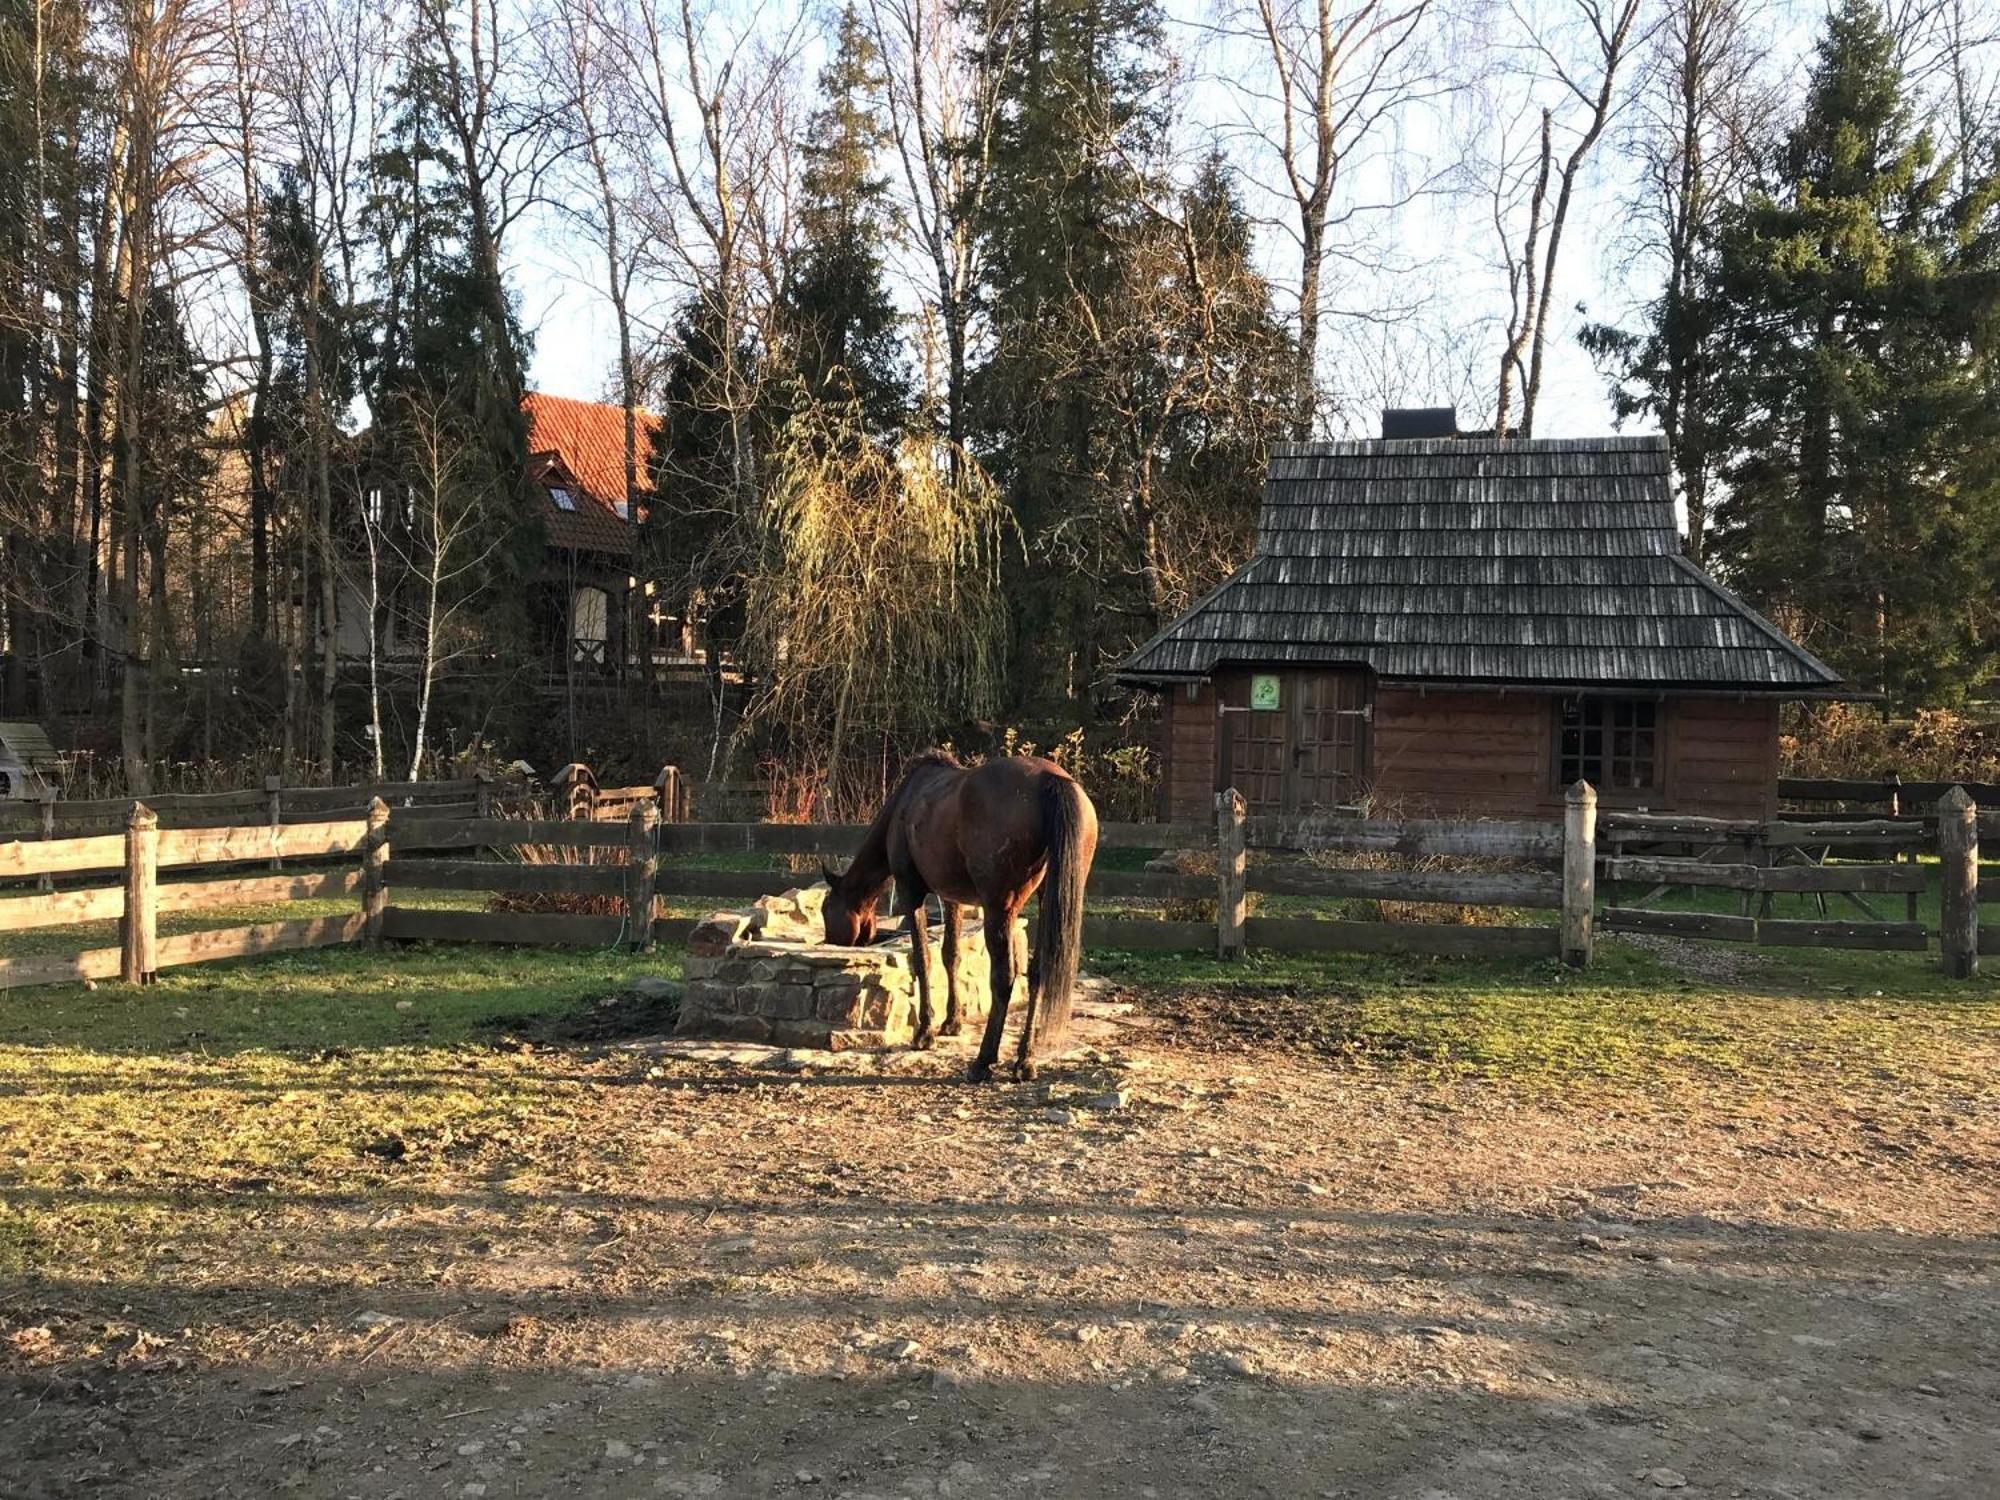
[1013, 1059, 1038, 1082]
[912, 1032, 936, 1052]
[966, 1059, 994, 1084]
[939, 1019, 964, 1037]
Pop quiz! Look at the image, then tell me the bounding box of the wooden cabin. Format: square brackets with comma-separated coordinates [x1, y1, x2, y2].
[1117, 421, 1843, 822]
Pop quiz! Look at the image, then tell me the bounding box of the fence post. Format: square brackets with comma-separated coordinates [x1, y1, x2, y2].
[266, 774, 284, 871]
[1216, 787, 1247, 960]
[1938, 786, 1978, 979]
[361, 796, 390, 945]
[474, 770, 494, 819]
[37, 784, 56, 893]
[1561, 780, 1597, 968]
[656, 764, 684, 823]
[628, 801, 660, 950]
[121, 801, 158, 984]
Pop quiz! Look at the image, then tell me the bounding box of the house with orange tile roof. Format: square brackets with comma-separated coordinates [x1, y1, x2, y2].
[522, 393, 661, 677]
[336, 393, 672, 680]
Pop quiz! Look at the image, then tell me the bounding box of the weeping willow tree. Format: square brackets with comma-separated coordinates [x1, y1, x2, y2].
[741, 397, 1013, 806]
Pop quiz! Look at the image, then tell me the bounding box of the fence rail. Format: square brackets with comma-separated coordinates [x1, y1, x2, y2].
[1781, 775, 2000, 808]
[0, 776, 489, 840]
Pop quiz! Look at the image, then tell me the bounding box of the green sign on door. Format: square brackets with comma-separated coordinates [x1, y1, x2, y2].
[1250, 673, 1281, 711]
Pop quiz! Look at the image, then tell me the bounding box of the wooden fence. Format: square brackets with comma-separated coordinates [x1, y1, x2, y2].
[0, 782, 1987, 992]
[0, 774, 494, 840]
[0, 805, 378, 989]
[1780, 775, 2000, 819]
[368, 799, 1572, 962]
[1597, 810, 1932, 951]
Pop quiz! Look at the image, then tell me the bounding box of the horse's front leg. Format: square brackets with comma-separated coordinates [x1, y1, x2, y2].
[908, 897, 937, 1049]
[968, 905, 1016, 1083]
[939, 901, 964, 1036]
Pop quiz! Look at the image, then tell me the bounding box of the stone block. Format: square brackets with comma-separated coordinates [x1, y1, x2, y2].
[681, 954, 721, 981]
[769, 1020, 833, 1049]
[813, 963, 872, 988]
[816, 984, 866, 1026]
[688, 912, 750, 957]
[702, 1013, 773, 1043]
[763, 984, 816, 1021]
[825, 1028, 892, 1053]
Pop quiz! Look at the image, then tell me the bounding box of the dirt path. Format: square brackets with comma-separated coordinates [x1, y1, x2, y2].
[5, 986, 1997, 1499]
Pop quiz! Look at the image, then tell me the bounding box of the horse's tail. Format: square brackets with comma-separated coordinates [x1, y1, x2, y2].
[1031, 773, 1096, 1055]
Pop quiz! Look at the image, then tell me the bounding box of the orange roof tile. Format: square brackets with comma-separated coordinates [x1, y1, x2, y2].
[522, 392, 661, 512]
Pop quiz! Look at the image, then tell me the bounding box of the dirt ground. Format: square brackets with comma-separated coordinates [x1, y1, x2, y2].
[4, 968, 1998, 1500]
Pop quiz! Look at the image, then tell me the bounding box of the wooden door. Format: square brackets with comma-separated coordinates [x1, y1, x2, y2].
[1219, 674, 1288, 815]
[1288, 671, 1372, 813]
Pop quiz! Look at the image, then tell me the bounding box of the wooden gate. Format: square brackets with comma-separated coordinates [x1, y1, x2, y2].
[1596, 811, 1930, 950]
[1220, 669, 1372, 816]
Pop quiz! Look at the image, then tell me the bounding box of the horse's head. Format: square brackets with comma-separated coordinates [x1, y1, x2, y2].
[820, 862, 881, 946]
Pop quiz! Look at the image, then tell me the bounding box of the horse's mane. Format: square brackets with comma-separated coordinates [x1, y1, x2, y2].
[904, 748, 962, 772]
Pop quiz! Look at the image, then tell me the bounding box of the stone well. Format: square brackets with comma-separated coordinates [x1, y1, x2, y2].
[676, 885, 1021, 1050]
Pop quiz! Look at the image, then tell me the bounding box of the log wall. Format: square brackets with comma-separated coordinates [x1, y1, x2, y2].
[1161, 684, 1784, 822]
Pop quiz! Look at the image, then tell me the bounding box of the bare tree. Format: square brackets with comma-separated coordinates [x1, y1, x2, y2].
[1615, 0, 1767, 559]
[545, 0, 654, 512]
[103, 0, 229, 790]
[1490, 0, 1646, 437]
[865, 0, 1012, 460]
[621, 0, 805, 775]
[1227, 0, 1445, 439]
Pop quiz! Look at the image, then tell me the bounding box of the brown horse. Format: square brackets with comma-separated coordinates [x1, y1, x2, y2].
[822, 752, 1098, 1081]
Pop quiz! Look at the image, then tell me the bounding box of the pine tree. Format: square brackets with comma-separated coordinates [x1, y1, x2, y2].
[1140, 153, 1296, 616]
[1706, 0, 2000, 705]
[646, 299, 761, 678]
[784, 3, 909, 432]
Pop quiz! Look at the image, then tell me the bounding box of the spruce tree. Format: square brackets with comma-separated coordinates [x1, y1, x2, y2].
[784, 3, 909, 432]
[1706, 0, 2000, 704]
[364, 33, 541, 603]
[646, 299, 760, 675]
[965, 0, 1167, 712]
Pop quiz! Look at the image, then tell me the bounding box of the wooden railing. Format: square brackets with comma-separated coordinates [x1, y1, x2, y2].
[3, 785, 1985, 991]
[0, 804, 379, 989]
[372, 801, 1572, 963]
[0, 775, 493, 841]
[1779, 774, 2000, 826]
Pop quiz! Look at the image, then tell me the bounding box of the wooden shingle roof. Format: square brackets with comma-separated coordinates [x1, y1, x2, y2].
[1118, 436, 1840, 690]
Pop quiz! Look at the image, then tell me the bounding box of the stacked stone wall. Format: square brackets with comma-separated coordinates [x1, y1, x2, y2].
[676, 887, 1014, 1050]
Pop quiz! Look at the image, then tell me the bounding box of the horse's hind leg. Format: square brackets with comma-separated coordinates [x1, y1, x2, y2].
[967, 906, 1015, 1083]
[909, 898, 936, 1049]
[939, 902, 964, 1037]
[1013, 943, 1044, 1081]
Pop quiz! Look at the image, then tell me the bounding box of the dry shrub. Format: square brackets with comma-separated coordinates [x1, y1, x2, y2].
[487, 799, 633, 916]
[1783, 702, 2000, 783]
[1294, 846, 1536, 928]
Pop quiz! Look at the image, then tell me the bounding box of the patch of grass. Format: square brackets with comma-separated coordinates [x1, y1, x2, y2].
[0, 939, 678, 1053]
[1092, 939, 2000, 1095]
[0, 941, 684, 1282]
